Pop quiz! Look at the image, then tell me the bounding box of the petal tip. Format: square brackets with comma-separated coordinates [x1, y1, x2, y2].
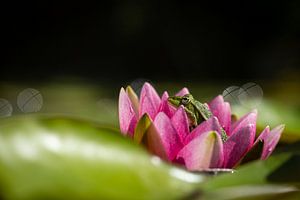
[119, 87, 126, 94]
[278, 124, 285, 130]
[139, 82, 161, 119]
[125, 85, 133, 91]
[216, 94, 224, 100]
[273, 124, 285, 135]
[251, 109, 258, 114]
[264, 125, 271, 133]
[143, 82, 153, 89]
[125, 85, 138, 97]
[161, 91, 169, 101]
[212, 95, 225, 103]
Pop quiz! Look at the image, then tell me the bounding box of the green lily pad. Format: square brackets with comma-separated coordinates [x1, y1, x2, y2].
[0, 115, 204, 200]
[200, 149, 300, 199]
[202, 153, 292, 190]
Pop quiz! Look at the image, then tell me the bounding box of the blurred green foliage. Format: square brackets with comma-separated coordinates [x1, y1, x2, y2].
[0, 116, 200, 200]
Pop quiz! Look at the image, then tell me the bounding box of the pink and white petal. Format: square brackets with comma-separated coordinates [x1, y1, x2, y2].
[118, 88, 138, 135]
[230, 110, 257, 136]
[139, 82, 162, 120]
[171, 106, 190, 143]
[159, 91, 176, 118]
[153, 112, 184, 161]
[159, 101, 176, 118]
[145, 123, 168, 161]
[177, 131, 224, 171]
[254, 126, 270, 145]
[261, 124, 285, 160]
[223, 124, 256, 168]
[208, 95, 231, 134]
[161, 91, 169, 101]
[127, 117, 138, 137]
[175, 87, 190, 96]
[185, 117, 222, 144]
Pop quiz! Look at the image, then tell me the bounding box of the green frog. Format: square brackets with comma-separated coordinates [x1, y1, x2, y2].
[168, 94, 228, 142]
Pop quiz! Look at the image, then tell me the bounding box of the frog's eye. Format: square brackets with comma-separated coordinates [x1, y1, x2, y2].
[181, 97, 190, 105]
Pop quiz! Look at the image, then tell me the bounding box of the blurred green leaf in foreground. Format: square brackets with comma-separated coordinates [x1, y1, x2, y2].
[0, 116, 202, 200]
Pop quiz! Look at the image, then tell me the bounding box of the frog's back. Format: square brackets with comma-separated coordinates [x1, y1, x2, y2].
[194, 101, 212, 121]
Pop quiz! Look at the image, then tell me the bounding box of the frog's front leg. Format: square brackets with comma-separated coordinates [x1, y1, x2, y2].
[184, 107, 198, 128]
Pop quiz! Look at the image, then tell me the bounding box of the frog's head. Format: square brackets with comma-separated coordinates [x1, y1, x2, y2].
[168, 94, 194, 107]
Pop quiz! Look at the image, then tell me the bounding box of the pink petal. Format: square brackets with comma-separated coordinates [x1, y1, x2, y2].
[153, 112, 183, 161]
[139, 82, 161, 120]
[223, 124, 256, 168]
[230, 110, 257, 136]
[177, 131, 224, 170]
[254, 126, 270, 145]
[171, 106, 190, 143]
[159, 91, 176, 118]
[184, 117, 223, 144]
[127, 117, 138, 137]
[208, 95, 231, 134]
[175, 87, 190, 96]
[118, 88, 138, 136]
[144, 122, 168, 161]
[261, 124, 285, 160]
[161, 91, 169, 101]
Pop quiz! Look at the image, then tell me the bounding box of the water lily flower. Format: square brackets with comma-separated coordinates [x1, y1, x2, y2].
[118, 82, 284, 170]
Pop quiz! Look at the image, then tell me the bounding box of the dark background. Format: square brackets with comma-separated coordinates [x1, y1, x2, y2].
[1, 1, 299, 83]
